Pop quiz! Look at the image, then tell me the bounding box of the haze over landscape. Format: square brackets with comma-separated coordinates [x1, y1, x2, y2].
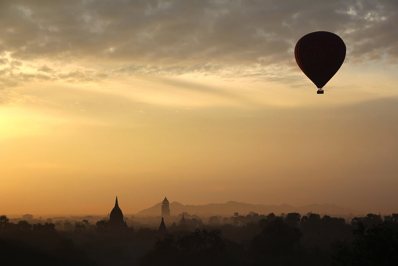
[136, 201, 357, 217]
[1, 0, 398, 216]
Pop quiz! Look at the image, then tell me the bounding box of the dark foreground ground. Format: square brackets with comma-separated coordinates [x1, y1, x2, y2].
[1, 213, 398, 266]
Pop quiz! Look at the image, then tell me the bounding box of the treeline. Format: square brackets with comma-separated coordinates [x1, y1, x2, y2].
[142, 213, 398, 266]
[1, 213, 398, 265]
[0, 215, 94, 265]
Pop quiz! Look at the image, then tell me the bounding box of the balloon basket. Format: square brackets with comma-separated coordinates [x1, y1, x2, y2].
[317, 89, 324, 94]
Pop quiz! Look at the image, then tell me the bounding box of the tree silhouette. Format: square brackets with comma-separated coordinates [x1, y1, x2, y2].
[96, 219, 108, 234]
[140, 229, 230, 266]
[250, 218, 303, 265]
[17, 220, 32, 231]
[285, 212, 301, 227]
[208, 216, 221, 225]
[333, 221, 398, 266]
[74, 221, 86, 233]
[352, 214, 383, 230]
[32, 223, 55, 233]
[267, 213, 276, 222]
[0, 215, 10, 232]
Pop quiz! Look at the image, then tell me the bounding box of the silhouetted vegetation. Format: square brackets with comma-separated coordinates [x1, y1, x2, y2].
[140, 229, 236, 266]
[333, 219, 398, 266]
[0, 215, 94, 265]
[1, 212, 398, 265]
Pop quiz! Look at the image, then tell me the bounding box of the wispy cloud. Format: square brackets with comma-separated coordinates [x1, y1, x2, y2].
[1, 0, 397, 67]
[0, 0, 397, 92]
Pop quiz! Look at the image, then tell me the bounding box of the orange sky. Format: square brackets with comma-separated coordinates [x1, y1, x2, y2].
[1, 0, 398, 215]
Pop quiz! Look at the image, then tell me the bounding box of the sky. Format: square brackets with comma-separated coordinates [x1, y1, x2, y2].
[1, 0, 398, 216]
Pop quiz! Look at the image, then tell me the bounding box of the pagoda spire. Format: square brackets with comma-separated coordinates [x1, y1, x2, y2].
[115, 196, 119, 208]
[159, 217, 168, 234]
[109, 196, 127, 232]
[161, 197, 170, 217]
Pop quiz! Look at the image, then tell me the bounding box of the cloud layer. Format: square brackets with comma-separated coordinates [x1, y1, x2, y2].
[1, 0, 397, 68]
[1, 0, 398, 99]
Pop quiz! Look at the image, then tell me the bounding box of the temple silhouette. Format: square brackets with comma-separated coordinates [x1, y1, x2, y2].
[158, 217, 168, 235]
[108, 196, 170, 234]
[161, 197, 170, 217]
[159, 197, 170, 235]
[108, 197, 127, 232]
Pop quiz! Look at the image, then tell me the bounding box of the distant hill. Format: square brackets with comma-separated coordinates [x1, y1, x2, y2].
[135, 201, 357, 217]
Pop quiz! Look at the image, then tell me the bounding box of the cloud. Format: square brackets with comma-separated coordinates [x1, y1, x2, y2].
[0, 0, 397, 67]
[0, 54, 109, 91]
[0, 58, 9, 65]
[0, 0, 396, 93]
[38, 65, 53, 73]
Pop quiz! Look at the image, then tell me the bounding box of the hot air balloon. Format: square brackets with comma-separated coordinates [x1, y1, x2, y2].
[294, 31, 346, 94]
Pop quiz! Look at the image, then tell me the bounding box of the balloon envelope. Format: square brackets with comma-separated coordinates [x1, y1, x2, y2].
[295, 31, 346, 89]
